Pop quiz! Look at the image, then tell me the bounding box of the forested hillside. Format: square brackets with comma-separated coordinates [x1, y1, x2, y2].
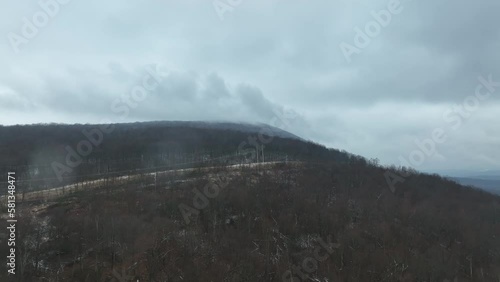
[1, 122, 499, 281]
[0, 122, 349, 192]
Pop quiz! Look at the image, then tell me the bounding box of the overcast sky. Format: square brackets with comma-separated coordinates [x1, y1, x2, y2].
[1, 0, 499, 172]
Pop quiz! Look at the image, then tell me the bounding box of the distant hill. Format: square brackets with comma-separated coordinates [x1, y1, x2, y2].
[140, 121, 304, 140]
[451, 177, 500, 195]
[0, 121, 350, 190]
[431, 169, 500, 179]
[428, 169, 500, 195]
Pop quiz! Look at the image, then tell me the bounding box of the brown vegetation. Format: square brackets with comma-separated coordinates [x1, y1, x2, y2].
[2, 161, 499, 281]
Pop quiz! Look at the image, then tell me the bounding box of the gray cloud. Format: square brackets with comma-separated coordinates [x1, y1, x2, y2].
[0, 0, 499, 171]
